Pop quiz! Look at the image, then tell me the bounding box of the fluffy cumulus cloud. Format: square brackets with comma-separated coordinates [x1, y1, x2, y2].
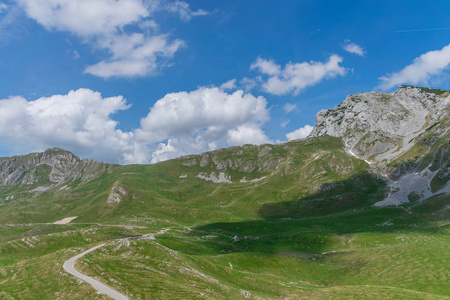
[251, 55, 347, 95]
[84, 34, 185, 78]
[378, 43, 450, 90]
[0, 87, 270, 164]
[342, 40, 365, 56]
[286, 125, 313, 141]
[0, 89, 134, 162]
[17, 0, 149, 36]
[17, 0, 205, 78]
[136, 87, 271, 163]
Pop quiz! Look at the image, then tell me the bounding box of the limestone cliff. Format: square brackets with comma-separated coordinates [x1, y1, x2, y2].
[308, 86, 449, 163]
[308, 86, 450, 205]
[0, 148, 107, 187]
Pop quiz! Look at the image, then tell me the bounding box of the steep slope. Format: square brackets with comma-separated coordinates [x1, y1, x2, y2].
[0, 86, 447, 222]
[0, 148, 110, 209]
[308, 86, 449, 206]
[378, 109, 450, 206]
[0, 136, 380, 224]
[309, 86, 449, 163]
[0, 148, 107, 187]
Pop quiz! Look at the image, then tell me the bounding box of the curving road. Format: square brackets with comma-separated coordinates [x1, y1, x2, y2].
[63, 243, 129, 300]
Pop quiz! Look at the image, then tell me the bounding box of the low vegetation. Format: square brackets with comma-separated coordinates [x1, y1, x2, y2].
[0, 87, 448, 299]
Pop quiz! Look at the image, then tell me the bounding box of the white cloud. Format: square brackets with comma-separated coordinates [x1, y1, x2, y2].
[283, 103, 297, 113]
[84, 34, 185, 78]
[136, 86, 271, 162]
[151, 139, 178, 163]
[251, 55, 347, 95]
[240, 77, 261, 92]
[0, 89, 135, 163]
[220, 79, 237, 90]
[0, 87, 271, 164]
[286, 125, 314, 141]
[343, 40, 365, 56]
[227, 125, 271, 146]
[250, 57, 281, 76]
[17, 0, 203, 78]
[165, 1, 208, 22]
[378, 43, 450, 90]
[18, 0, 149, 36]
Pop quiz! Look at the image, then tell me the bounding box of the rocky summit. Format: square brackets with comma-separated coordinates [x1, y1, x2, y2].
[309, 86, 450, 163]
[0, 148, 107, 187]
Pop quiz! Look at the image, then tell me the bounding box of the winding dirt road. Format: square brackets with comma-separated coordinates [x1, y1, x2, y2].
[63, 243, 129, 300]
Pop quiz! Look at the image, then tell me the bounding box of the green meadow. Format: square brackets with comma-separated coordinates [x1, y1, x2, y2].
[0, 135, 449, 299]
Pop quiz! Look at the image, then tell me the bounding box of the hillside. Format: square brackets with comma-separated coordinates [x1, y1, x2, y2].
[0, 86, 448, 299]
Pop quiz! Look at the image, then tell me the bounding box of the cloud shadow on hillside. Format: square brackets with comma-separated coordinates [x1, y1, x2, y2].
[179, 172, 447, 256]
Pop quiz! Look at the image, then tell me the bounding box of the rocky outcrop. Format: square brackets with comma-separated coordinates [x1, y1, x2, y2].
[309, 86, 449, 163]
[179, 144, 285, 174]
[0, 148, 107, 187]
[307, 86, 450, 206]
[196, 172, 232, 183]
[107, 185, 127, 204]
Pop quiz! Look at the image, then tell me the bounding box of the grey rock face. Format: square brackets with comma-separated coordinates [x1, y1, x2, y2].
[181, 157, 197, 167]
[309, 86, 450, 162]
[200, 154, 210, 167]
[239, 161, 257, 172]
[258, 145, 273, 157]
[258, 157, 284, 172]
[182, 143, 285, 174]
[216, 158, 244, 171]
[0, 148, 107, 187]
[107, 185, 127, 204]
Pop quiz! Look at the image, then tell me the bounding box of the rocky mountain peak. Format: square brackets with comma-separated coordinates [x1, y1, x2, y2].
[0, 148, 107, 187]
[308, 86, 450, 163]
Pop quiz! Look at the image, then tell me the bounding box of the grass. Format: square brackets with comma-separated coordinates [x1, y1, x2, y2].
[0, 135, 448, 299]
[400, 85, 449, 96]
[69, 200, 450, 299]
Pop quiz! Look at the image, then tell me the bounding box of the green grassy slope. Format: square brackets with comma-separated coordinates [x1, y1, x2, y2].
[0, 133, 448, 299]
[0, 136, 375, 226]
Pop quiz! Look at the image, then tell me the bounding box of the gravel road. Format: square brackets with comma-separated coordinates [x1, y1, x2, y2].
[63, 243, 129, 300]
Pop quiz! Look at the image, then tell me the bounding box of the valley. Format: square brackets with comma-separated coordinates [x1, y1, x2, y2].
[0, 86, 449, 299]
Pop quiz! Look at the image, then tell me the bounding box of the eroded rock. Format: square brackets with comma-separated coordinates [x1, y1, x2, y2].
[309, 86, 450, 162]
[107, 185, 128, 204]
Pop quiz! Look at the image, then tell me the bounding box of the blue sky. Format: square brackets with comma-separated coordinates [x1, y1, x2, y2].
[0, 0, 450, 163]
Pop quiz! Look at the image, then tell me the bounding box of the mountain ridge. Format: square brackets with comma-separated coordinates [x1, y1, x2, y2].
[0, 147, 108, 187]
[0, 86, 448, 210]
[308, 85, 449, 163]
[0, 86, 449, 300]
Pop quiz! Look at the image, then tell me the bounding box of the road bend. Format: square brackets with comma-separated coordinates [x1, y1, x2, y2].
[63, 243, 129, 300]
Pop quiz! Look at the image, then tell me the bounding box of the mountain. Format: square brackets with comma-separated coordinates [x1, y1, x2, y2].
[0, 86, 449, 299]
[0, 86, 448, 222]
[309, 85, 449, 163]
[0, 148, 107, 187]
[309, 85, 450, 206]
